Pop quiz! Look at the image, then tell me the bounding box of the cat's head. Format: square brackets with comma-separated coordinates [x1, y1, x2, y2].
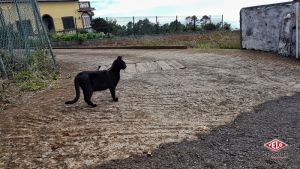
[113, 56, 127, 70]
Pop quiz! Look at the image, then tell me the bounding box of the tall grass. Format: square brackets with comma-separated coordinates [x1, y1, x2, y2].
[49, 31, 110, 41]
[141, 31, 240, 49]
[1, 50, 58, 91]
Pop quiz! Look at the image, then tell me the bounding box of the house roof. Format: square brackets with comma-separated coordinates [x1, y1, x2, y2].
[78, 8, 95, 12]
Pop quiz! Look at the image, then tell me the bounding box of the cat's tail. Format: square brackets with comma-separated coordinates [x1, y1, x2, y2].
[65, 77, 80, 104]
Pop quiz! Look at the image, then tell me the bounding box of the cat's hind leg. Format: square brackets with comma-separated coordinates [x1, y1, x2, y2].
[82, 86, 97, 107]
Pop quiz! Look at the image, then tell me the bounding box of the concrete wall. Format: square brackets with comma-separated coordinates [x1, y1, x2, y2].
[240, 1, 299, 58]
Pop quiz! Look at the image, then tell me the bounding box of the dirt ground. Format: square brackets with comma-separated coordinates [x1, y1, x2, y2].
[97, 92, 300, 169]
[0, 49, 299, 169]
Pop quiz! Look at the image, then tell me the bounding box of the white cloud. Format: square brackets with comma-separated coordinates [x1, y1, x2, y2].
[91, 0, 199, 16]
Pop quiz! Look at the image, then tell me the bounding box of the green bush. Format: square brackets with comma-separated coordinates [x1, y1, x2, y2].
[49, 31, 108, 41]
[77, 28, 88, 34]
[12, 70, 47, 91]
[9, 50, 58, 91]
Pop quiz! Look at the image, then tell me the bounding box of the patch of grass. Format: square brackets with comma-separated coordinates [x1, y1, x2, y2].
[0, 90, 9, 103]
[9, 50, 58, 92]
[142, 39, 170, 46]
[195, 43, 219, 49]
[49, 31, 108, 41]
[139, 31, 240, 49]
[12, 71, 47, 91]
[219, 40, 240, 49]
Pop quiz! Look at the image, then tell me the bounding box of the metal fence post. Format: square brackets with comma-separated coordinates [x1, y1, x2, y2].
[0, 55, 7, 79]
[32, 0, 56, 66]
[15, 0, 31, 68]
[0, 8, 14, 70]
[156, 16, 159, 34]
[296, 2, 299, 59]
[222, 15, 224, 29]
[133, 16, 135, 36]
[75, 17, 79, 39]
[176, 16, 178, 32]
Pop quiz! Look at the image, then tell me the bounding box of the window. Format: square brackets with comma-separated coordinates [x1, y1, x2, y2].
[16, 20, 33, 35]
[62, 16, 75, 30]
[82, 14, 91, 28]
[79, 2, 90, 8]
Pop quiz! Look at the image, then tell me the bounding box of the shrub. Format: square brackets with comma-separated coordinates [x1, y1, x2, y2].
[12, 70, 47, 91]
[9, 50, 58, 91]
[91, 18, 111, 33]
[49, 31, 107, 41]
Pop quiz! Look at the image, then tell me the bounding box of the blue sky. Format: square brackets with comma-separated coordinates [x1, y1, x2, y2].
[86, 0, 290, 28]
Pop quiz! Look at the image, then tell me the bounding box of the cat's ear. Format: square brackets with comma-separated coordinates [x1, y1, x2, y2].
[117, 56, 123, 60]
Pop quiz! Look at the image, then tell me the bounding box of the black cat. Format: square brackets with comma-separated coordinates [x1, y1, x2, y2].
[65, 56, 127, 107]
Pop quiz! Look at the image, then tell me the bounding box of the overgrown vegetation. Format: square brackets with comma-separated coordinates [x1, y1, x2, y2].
[140, 31, 240, 49]
[47, 15, 239, 49]
[1, 50, 58, 91]
[91, 15, 232, 36]
[49, 30, 111, 42]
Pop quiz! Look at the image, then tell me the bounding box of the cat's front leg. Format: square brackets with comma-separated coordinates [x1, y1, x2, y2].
[109, 88, 118, 102]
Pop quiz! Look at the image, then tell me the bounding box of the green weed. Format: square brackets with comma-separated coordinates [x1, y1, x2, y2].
[10, 50, 58, 91]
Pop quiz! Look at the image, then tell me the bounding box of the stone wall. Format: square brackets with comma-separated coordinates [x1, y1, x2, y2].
[240, 1, 299, 58]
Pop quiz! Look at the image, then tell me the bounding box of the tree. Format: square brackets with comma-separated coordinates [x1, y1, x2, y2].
[202, 23, 221, 31]
[169, 20, 185, 33]
[126, 21, 134, 35]
[91, 17, 127, 36]
[200, 15, 211, 25]
[154, 23, 160, 34]
[107, 19, 125, 36]
[134, 19, 155, 35]
[91, 17, 111, 33]
[185, 15, 198, 31]
[223, 22, 232, 31]
[160, 23, 170, 34]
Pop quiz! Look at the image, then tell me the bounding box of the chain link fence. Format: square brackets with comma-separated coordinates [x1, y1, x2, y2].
[0, 0, 55, 79]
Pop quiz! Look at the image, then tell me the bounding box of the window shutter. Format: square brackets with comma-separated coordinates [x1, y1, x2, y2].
[62, 16, 75, 30]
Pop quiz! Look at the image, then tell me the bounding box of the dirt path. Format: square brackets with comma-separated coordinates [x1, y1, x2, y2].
[97, 93, 300, 169]
[0, 49, 299, 168]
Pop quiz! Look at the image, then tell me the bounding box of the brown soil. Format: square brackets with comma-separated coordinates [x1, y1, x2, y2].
[0, 49, 299, 169]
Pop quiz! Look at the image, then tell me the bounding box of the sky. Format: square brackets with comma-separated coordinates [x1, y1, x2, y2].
[86, 0, 290, 28]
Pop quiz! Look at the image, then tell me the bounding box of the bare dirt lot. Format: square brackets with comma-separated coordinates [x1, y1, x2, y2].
[0, 49, 299, 169]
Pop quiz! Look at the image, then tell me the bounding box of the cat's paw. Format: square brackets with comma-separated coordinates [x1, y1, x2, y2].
[91, 104, 97, 107]
[113, 97, 119, 102]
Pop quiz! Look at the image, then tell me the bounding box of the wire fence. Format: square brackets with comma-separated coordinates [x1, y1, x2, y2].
[106, 15, 226, 36]
[48, 15, 226, 36]
[104, 15, 224, 26]
[0, 0, 55, 79]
